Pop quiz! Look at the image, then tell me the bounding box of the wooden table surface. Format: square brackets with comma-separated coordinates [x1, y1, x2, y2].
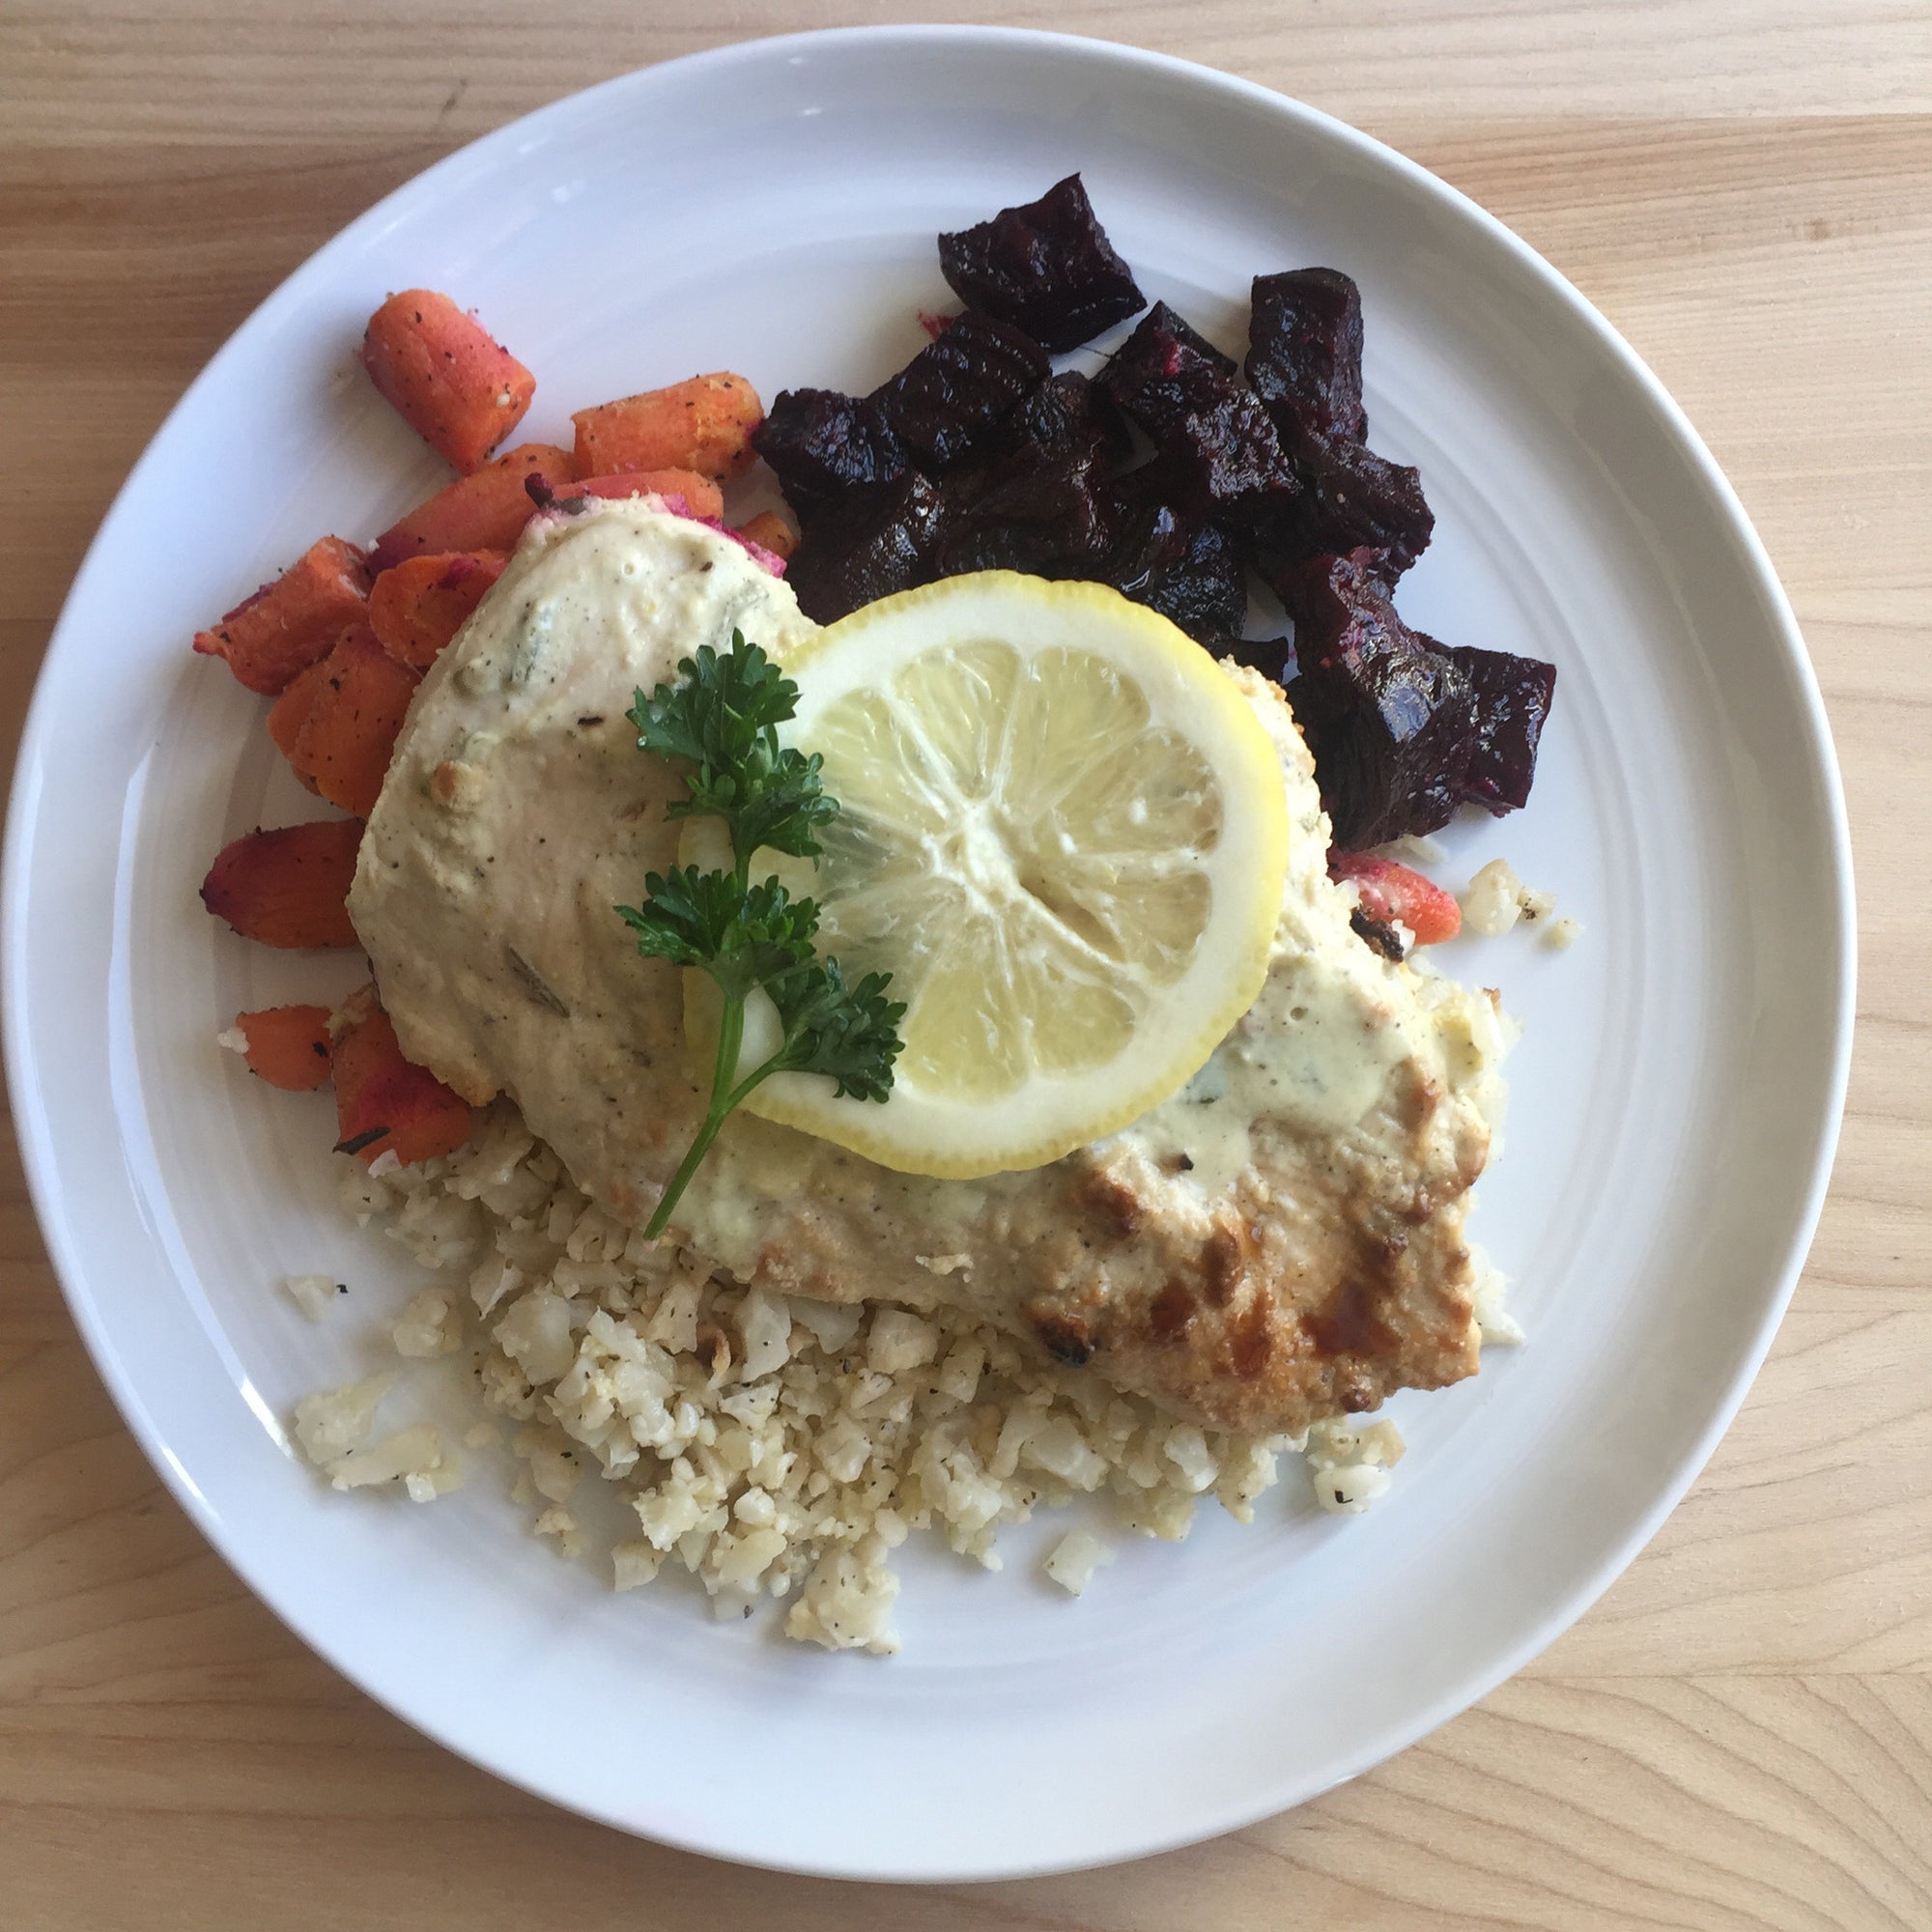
[4, 4, 1928, 1924]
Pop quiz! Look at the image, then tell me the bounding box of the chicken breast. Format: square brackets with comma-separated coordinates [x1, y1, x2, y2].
[353, 500, 1512, 1437]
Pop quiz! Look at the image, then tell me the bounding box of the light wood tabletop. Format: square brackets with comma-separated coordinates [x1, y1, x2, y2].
[3, 4, 1927, 1924]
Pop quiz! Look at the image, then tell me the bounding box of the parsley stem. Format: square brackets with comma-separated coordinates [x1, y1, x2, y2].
[643, 989, 743, 1240]
[640, 986, 795, 1241]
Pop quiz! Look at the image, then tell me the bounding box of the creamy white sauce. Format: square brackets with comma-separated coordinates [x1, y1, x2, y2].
[1104, 937, 1416, 1199]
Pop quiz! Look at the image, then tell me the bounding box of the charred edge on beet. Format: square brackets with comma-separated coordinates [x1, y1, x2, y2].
[937, 173, 1148, 355]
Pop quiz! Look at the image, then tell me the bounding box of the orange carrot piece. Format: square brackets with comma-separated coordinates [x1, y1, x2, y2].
[192, 536, 372, 695]
[266, 653, 331, 790]
[359, 290, 536, 473]
[1329, 853, 1463, 946]
[234, 1005, 335, 1091]
[367, 550, 508, 669]
[572, 374, 762, 481]
[290, 624, 419, 818]
[574, 468, 725, 521]
[734, 510, 796, 561]
[330, 996, 471, 1166]
[200, 820, 362, 949]
[368, 441, 578, 574]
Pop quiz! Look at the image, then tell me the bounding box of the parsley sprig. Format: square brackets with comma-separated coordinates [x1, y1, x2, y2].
[618, 634, 904, 1239]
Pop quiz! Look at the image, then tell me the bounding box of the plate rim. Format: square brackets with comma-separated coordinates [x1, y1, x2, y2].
[2, 22, 1858, 1881]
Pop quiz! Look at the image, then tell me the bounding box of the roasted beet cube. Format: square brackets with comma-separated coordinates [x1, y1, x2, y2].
[1293, 436, 1433, 572]
[757, 316, 1047, 508]
[1101, 491, 1249, 644]
[933, 373, 1122, 578]
[995, 368, 1132, 469]
[1243, 268, 1433, 592]
[1098, 303, 1296, 516]
[1247, 269, 1369, 445]
[938, 174, 1147, 354]
[869, 311, 1051, 472]
[1101, 302, 1239, 405]
[1139, 520, 1248, 644]
[1446, 644, 1557, 813]
[753, 387, 905, 509]
[786, 473, 950, 624]
[937, 449, 1112, 576]
[1285, 550, 1478, 848]
[938, 499, 1108, 579]
[1248, 433, 1435, 607]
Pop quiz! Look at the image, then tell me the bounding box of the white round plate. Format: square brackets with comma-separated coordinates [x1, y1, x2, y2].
[3, 26, 1852, 1882]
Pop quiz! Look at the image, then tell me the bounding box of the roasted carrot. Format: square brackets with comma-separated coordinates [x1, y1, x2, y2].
[359, 290, 536, 473]
[734, 510, 796, 561]
[573, 468, 725, 521]
[200, 819, 362, 949]
[233, 1005, 335, 1091]
[291, 624, 419, 818]
[1329, 853, 1463, 946]
[330, 994, 471, 1166]
[368, 441, 578, 573]
[192, 536, 372, 695]
[367, 550, 507, 669]
[266, 653, 331, 790]
[571, 374, 762, 481]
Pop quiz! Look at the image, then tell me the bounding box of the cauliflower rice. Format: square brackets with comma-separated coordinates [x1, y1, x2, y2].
[294, 1103, 1504, 1654]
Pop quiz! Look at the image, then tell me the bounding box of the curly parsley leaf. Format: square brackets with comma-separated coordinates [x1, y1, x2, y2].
[627, 633, 839, 867]
[765, 957, 906, 1104]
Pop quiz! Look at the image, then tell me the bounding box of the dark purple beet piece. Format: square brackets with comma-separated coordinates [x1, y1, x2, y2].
[996, 367, 1133, 469]
[786, 474, 950, 624]
[935, 375, 1117, 578]
[869, 311, 1050, 472]
[1249, 433, 1435, 607]
[1285, 550, 1477, 848]
[1101, 491, 1248, 644]
[1140, 300, 1238, 378]
[1246, 269, 1368, 444]
[1445, 644, 1557, 813]
[752, 387, 905, 510]
[1097, 303, 1297, 516]
[1293, 436, 1434, 571]
[937, 174, 1147, 354]
[1242, 267, 1432, 593]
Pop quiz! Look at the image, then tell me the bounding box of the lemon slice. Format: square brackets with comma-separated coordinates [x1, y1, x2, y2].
[680, 572, 1289, 1178]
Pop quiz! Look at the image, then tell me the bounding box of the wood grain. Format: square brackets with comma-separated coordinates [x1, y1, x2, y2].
[3, 4, 1927, 1924]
